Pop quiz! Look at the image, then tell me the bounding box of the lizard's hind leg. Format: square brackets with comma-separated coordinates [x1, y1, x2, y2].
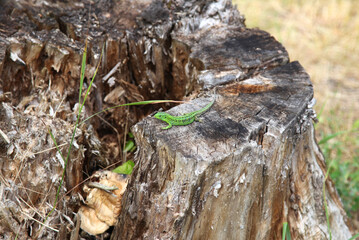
[195, 116, 202, 122]
[162, 123, 172, 129]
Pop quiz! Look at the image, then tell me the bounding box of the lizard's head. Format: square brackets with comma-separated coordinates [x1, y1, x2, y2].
[154, 112, 168, 121]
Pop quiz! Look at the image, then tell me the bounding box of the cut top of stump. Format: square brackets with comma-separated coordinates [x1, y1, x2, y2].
[125, 59, 318, 239]
[134, 61, 313, 167]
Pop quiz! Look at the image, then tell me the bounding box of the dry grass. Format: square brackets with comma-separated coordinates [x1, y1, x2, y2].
[232, 0, 359, 159]
[233, 0, 359, 231]
[233, 0, 359, 119]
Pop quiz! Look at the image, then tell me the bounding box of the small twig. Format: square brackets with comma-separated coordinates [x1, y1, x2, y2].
[88, 181, 118, 191]
[96, 114, 122, 156]
[32, 143, 68, 155]
[0, 173, 10, 188]
[0, 128, 10, 144]
[57, 160, 122, 204]
[17, 177, 37, 216]
[21, 211, 59, 232]
[17, 195, 43, 218]
[102, 61, 122, 82]
[44, 202, 74, 226]
[123, 107, 129, 162]
[17, 186, 45, 196]
[96, 114, 119, 135]
[39, 180, 55, 215]
[52, 94, 67, 119]
[14, 144, 34, 183]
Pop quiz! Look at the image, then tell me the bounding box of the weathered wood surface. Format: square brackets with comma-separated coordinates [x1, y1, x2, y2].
[0, 0, 353, 239]
[115, 66, 352, 239]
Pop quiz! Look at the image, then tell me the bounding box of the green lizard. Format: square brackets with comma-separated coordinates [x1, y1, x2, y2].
[154, 98, 215, 129]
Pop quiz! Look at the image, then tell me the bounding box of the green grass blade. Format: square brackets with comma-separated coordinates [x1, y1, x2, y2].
[79, 40, 88, 104]
[124, 140, 135, 153]
[45, 42, 104, 221]
[348, 232, 359, 240]
[282, 222, 291, 240]
[43, 127, 66, 220]
[316, 100, 327, 122]
[282, 222, 288, 240]
[80, 44, 103, 112]
[48, 128, 65, 164]
[353, 119, 359, 130]
[79, 100, 183, 125]
[318, 131, 346, 145]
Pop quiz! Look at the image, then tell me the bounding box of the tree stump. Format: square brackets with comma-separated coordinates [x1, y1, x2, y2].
[0, 0, 353, 239]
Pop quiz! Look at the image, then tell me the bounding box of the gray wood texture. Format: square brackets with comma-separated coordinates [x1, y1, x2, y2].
[0, 0, 353, 239]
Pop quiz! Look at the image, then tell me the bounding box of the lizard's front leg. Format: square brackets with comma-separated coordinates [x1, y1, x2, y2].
[195, 116, 202, 122]
[162, 122, 172, 129]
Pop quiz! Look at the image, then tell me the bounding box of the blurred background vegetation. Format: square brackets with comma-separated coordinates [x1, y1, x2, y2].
[232, 0, 359, 231]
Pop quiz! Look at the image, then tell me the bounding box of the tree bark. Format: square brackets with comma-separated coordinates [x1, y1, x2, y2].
[0, 0, 353, 239]
[114, 64, 352, 239]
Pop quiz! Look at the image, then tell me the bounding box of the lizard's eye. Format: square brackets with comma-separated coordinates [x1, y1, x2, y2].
[154, 113, 165, 120]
